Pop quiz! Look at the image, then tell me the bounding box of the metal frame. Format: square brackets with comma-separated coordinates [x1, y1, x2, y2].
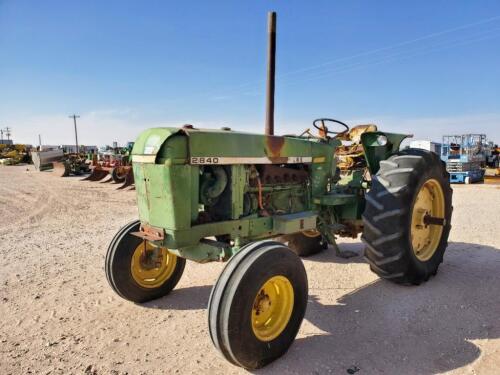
[441, 134, 487, 183]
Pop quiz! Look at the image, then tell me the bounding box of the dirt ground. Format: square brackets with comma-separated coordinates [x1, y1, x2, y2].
[0, 165, 499, 375]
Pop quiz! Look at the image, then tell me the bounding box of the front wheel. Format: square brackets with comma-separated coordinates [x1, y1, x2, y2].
[362, 149, 452, 285]
[208, 241, 308, 369]
[105, 221, 185, 303]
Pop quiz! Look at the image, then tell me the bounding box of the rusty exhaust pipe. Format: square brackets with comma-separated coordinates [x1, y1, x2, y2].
[265, 11, 276, 136]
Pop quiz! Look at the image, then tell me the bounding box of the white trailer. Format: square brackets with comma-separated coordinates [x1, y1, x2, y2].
[410, 140, 441, 155]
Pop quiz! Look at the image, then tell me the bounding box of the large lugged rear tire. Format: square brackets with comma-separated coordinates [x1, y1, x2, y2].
[208, 241, 308, 369]
[105, 221, 185, 303]
[362, 149, 452, 285]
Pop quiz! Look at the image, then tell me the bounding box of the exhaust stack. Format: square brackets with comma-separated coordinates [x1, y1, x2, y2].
[265, 11, 276, 136]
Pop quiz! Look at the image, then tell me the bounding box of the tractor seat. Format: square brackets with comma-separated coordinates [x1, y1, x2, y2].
[335, 124, 377, 170]
[337, 124, 378, 143]
[335, 124, 378, 154]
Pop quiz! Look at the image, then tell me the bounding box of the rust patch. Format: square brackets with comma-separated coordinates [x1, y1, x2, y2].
[266, 135, 285, 157]
[268, 156, 288, 164]
[131, 224, 165, 241]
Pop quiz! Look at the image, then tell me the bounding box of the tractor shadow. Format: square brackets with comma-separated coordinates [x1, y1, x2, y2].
[142, 241, 369, 311]
[308, 241, 368, 264]
[261, 241, 500, 375]
[141, 241, 500, 374]
[143, 285, 212, 310]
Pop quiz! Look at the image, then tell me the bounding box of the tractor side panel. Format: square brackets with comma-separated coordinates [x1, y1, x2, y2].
[132, 128, 197, 231]
[134, 163, 194, 230]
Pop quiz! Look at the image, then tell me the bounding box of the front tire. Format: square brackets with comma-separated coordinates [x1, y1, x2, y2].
[208, 241, 308, 369]
[362, 149, 452, 285]
[105, 221, 185, 303]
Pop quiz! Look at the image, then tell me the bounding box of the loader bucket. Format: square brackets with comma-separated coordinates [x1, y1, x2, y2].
[116, 168, 135, 190]
[81, 167, 109, 181]
[52, 161, 70, 177]
[32, 149, 64, 171]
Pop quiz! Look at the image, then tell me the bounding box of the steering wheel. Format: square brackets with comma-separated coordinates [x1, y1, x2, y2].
[312, 118, 350, 136]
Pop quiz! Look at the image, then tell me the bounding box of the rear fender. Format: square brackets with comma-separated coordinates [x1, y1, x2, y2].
[361, 132, 412, 175]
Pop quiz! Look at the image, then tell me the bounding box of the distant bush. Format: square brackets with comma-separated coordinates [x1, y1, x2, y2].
[4, 150, 19, 159]
[0, 145, 31, 164]
[14, 144, 26, 153]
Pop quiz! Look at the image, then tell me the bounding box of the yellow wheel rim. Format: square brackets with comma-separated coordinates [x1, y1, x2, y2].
[302, 229, 321, 238]
[410, 179, 445, 261]
[130, 242, 177, 288]
[251, 275, 294, 342]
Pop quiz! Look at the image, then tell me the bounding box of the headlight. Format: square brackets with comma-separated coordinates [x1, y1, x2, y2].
[376, 135, 388, 146]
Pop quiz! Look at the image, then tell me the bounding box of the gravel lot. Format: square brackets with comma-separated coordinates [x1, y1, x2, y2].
[1, 165, 499, 375]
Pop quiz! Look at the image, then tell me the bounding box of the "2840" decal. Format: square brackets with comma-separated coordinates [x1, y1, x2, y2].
[190, 157, 220, 164]
[189, 156, 312, 165]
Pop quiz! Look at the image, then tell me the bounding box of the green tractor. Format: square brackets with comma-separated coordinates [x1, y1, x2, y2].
[105, 120, 452, 368]
[104, 13, 452, 370]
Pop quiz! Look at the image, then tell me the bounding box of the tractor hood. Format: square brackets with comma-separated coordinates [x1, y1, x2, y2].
[131, 126, 332, 165]
[131, 128, 180, 163]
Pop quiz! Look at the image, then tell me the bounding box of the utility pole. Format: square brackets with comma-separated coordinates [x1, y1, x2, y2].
[69, 114, 80, 153]
[5, 127, 11, 141]
[0, 128, 3, 143]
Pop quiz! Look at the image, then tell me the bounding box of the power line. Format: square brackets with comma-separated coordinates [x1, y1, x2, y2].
[69, 114, 80, 153]
[277, 28, 500, 88]
[219, 27, 500, 100]
[277, 15, 500, 80]
[200, 15, 500, 101]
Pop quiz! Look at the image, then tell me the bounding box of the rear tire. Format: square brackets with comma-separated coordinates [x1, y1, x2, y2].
[278, 231, 327, 257]
[362, 149, 452, 285]
[208, 241, 308, 369]
[105, 221, 185, 303]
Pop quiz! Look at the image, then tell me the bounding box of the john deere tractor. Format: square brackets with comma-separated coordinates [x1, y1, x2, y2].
[104, 12, 452, 370]
[105, 119, 452, 368]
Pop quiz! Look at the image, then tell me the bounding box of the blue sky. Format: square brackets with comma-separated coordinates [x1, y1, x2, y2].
[1, 0, 499, 146]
